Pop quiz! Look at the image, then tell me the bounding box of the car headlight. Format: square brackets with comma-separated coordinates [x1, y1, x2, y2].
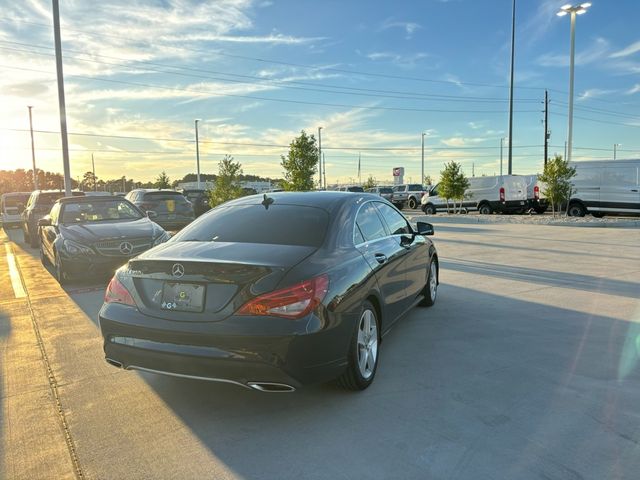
[152, 230, 171, 246]
[62, 239, 94, 256]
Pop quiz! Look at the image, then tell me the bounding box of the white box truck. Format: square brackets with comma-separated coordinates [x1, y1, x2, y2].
[568, 159, 640, 217]
[420, 175, 528, 214]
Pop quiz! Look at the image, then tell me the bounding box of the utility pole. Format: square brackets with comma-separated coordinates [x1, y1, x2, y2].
[52, 0, 72, 196]
[507, 0, 516, 175]
[421, 132, 426, 186]
[472, 162, 475, 177]
[27, 106, 38, 190]
[500, 137, 504, 176]
[358, 152, 361, 184]
[122, 176, 126, 193]
[318, 127, 323, 188]
[195, 119, 201, 189]
[564, 141, 568, 160]
[323, 152, 326, 189]
[544, 90, 549, 167]
[92, 153, 97, 191]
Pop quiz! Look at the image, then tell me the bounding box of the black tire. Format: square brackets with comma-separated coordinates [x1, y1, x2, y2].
[54, 252, 67, 285]
[478, 203, 493, 215]
[408, 197, 417, 209]
[534, 206, 548, 214]
[337, 300, 380, 391]
[29, 226, 38, 248]
[591, 212, 605, 218]
[423, 203, 436, 215]
[419, 258, 438, 307]
[567, 202, 586, 217]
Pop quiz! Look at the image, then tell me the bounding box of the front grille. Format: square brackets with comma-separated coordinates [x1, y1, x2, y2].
[94, 237, 152, 257]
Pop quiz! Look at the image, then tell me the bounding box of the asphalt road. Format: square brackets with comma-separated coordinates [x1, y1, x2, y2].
[1, 220, 640, 480]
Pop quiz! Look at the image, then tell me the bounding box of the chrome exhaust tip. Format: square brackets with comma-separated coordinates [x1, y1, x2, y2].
[105, 358, 123, 369]
[247, 382, 296, 393]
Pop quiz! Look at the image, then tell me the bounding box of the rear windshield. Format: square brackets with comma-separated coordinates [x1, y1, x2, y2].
[3, 194, 30, 208]
[408, 184, 424, 191]
[38, 192, 67, 205]
[143, 192, 188, 203]
[347, 186, 364, 192]
[172, 204, 329, 247]
[184, 192, 206, 201]
[379, 187, 393, 194]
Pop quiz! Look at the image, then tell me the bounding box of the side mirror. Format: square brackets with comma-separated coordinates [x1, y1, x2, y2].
[38, 217, 52, 227]
[416, 221, 434, 236]
[147, 210, 158, 219]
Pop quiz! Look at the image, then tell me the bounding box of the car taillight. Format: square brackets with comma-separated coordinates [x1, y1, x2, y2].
[104, 276, 135, 306]
[534, 185, 539, 200]
[237, 275, 329, 320]
[499, 187, 505, 202]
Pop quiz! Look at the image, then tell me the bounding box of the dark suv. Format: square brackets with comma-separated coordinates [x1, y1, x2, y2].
[125, 189, 195, 230]
[180, 189, 211, 217]
[22, 190, 85, 247]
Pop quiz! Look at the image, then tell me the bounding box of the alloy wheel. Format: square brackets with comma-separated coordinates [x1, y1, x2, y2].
[356, 309, 378, 380]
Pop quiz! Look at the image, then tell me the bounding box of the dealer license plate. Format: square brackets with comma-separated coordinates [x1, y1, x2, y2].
[161, 282, 205, 312]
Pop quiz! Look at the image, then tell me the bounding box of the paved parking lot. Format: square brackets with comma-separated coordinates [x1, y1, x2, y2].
[1, 220, 640, 479]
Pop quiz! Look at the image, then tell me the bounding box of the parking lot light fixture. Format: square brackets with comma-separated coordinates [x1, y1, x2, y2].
[557, 2, 591, 163]
[614, 143, 621, 160]
[195, 119, 201, 189]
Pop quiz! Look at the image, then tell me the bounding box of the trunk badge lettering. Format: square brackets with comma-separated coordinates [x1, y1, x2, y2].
[172, 263, 185, 278]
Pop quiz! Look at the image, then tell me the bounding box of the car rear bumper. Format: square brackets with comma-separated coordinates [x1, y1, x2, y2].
[99, 304, 351, 390]
[493, 200, 527, 212]
[154, 217, 194, 230]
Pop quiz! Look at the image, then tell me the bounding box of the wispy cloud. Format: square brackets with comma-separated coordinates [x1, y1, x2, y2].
[626, 84, 640, 95]
[174, 33, 327, 45]
[366, 51, 428, 67]
[611, 40, 640, 59]
[536, 37, 610, 67]
[379, 18, 422, 39]
[577, 88, 617, 101]
[441, 137, 487, 147]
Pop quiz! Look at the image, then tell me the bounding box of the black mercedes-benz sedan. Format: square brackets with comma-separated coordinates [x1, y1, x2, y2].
[99, 192, 439, 392]
[39, 196, 170, 284]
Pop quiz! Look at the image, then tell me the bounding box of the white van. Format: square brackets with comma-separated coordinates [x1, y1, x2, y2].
[420, 175, 528, 214]
[568, 159, 640, 217]
[1, 192, 31, 226]
[517, 174, 548, 214]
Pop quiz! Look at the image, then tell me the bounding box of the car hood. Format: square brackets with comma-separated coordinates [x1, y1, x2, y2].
[60, 218, 158, 244]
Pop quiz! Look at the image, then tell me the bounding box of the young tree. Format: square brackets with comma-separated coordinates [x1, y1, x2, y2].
[362, 175, 377, 190]
[155, 171, 171, 189]
[209, 155, 244, 207]
[280, 130, 318, 191]
[438, 162, 470, 214]
[82, 171, 97, 191]
[424, 175, 433, 186]
[538, 154, 576, 217]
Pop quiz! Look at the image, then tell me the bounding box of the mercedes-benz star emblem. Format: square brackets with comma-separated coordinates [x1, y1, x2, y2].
[171, 263, 185, 278]
[119, 241, 133, 255]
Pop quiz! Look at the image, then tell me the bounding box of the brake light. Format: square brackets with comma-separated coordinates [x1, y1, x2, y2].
[104, 276, 135, 306]
[499, 187, 505, 202]
[237, 275, 329, 319]
[534, 185, 540, 200]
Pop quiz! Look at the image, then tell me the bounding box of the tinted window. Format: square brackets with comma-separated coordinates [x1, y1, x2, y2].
[408, 184, 423, 191]
[49, 203, 61, 224]
[172, 204, 328, 247]
[374, 203, 411, 235]
[143, 192, 187, 203]
[347, 186, 364, 192]
[3, 194, 30, 208]
[379, 187, 393, 194]
[355, 203, 386, 242]
[353, 224, 365, 245]
[392, 186, 404, 192]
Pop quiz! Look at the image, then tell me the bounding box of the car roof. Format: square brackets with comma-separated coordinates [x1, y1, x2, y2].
[225, 191, 382, 212]
[57, 195, 125, 203]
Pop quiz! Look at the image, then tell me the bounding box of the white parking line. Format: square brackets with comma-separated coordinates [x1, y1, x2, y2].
[5, 244, 26, 298]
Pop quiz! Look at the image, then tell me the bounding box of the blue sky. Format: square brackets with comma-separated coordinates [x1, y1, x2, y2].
[1, 0, 639, 185]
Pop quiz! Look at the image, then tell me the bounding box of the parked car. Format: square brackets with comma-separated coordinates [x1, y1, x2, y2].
[365, 186, 394, 203]
[421, 175, 528, 214]
[125, 189, 195, 230]
[336, 185, 365, 192]
[180, 189, 211, 217]
[568, 159, 640, 217]
[99, 192, 438, 392]
[1, 192, 30, 227]
[517, 175, 548, 214]
[38, 196, 169, 284]
[22, 190, 85, 247]
[392, 184, 428, 210]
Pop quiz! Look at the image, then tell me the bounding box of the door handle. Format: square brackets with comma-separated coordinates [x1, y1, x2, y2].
[374, 253, 387, 264]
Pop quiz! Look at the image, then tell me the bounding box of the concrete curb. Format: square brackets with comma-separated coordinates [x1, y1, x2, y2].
[406, 213, 640, 229]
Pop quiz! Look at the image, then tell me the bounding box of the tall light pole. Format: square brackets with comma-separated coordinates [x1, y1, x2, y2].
[318, 127, 323, 188]
[557, 3, 591, 163]
[500, 137, 505, 176]
[91, 153, 96, 191]
[614, 143, 621, 160]
[27, 106, 38, 190]
[421, 132, 426, 186]
[52, 0, 72, 196]
[507, 0, 516, 175]
[195, 119, 201, 189]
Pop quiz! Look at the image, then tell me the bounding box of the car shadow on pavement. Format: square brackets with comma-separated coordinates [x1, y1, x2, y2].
[117, 283, 640, 480]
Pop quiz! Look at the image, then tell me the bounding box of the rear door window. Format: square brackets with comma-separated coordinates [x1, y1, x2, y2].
[355, 203, 386, 242]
